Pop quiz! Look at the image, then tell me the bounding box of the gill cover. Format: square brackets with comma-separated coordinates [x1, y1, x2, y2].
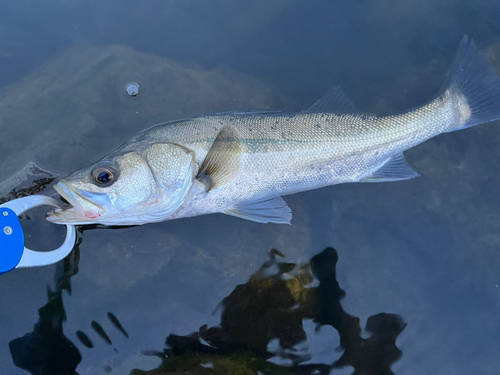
[138, 142, 197, 223]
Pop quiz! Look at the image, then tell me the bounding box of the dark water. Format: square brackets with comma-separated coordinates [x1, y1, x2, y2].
[1, 1, 500, 374]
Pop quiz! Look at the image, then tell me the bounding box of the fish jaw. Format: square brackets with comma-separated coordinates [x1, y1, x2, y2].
[46, 181, 106, 225]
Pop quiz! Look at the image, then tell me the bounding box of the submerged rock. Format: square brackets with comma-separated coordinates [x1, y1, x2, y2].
[0, 162, 55, 204]
[0, 43, 311, 307]
[0, 44, 293, 177]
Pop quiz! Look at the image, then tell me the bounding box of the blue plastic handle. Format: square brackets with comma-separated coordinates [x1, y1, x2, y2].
[0, 208, 24, 275]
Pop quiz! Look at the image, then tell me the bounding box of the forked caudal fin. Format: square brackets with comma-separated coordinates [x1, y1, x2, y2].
[448, 35, 500, 130]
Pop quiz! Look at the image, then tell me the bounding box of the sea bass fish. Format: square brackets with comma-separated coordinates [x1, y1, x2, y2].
[47, 36, 500, 226]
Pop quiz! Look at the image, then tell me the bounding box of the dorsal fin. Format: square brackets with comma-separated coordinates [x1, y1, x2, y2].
[213, 110, 282, 116]
[196, 127, 243, 192]
[304, 86, 359, 114]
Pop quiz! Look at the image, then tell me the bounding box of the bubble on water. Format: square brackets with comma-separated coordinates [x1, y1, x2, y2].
[126, 82, 140, 96]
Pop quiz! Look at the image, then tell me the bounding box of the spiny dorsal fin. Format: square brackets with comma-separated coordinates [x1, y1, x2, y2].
[224, 195, 292, 224]
[304, 86, 359, 114]
[197, 126, 243, 192]
[360, 153, 419, 183]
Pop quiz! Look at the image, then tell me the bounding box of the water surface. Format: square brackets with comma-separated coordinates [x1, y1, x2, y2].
[0, 1, 500, 374]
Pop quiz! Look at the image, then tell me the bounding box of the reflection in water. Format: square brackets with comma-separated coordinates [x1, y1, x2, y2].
[91, 320, 113, 345]
[6, 242, 405, 374]
[108, 311, 130, 339]
[76, 330, 94, 349]
[7, 232, 131, 374]
[2, 172, 404, 374]
[310, 250, 406, 374]
[8, 245, 81, 375]
[133, 248, 406, 375]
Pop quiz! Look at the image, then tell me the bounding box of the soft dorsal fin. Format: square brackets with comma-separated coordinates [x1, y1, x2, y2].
[197, 126, 243, 191]
[213, 110, 282, 116]
[360, 153, 419, 183]
[304, 86, 359, 114]
[224, 195, 292, 224]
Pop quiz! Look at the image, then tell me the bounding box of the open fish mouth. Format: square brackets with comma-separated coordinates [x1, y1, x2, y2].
[46, 181, 106, 225]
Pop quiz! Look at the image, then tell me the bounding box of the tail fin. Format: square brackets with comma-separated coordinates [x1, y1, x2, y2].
[449, 35, 500, 128]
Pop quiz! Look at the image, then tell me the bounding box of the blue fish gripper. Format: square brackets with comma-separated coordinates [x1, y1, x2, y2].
[0, 207, 24, 275]
[0, 196, 76, 275]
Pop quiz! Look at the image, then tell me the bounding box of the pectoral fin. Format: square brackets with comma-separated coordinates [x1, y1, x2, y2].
[360, 153, 419, 183]
[197, 127, 242, 192]
[224, 195, 292, 224]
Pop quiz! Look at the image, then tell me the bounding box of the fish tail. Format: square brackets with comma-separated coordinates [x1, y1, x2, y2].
[447, 35, 500, 130]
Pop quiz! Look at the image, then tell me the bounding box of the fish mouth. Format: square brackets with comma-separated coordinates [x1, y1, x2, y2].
[46, 181, 105, 225]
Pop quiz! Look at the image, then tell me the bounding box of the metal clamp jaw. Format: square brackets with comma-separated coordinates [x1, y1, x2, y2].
[0, 196, 76, 274]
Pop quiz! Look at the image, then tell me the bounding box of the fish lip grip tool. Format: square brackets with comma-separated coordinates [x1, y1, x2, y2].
[0, 195, 76, 274]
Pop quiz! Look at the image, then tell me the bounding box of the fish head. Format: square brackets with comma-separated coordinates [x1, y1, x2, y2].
[47, 142, 197, 225]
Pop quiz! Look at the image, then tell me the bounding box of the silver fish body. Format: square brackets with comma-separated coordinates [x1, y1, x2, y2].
[46, 36, 500, 226]
[142, 92, 460, 219]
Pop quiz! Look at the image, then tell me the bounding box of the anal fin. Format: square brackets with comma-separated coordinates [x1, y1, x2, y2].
[224, 195, 292, 224]
[360, 153, 419, 183]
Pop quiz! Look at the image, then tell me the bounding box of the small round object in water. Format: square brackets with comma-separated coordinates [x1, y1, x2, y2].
[126, 82, 140, 96]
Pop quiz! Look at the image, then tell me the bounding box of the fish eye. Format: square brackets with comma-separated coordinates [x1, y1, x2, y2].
[91, 163, 117, 186]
